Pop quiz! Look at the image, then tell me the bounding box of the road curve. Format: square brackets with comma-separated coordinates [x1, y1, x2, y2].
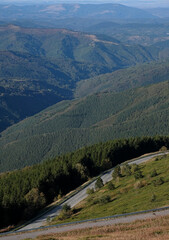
[18, 152, 167, 231]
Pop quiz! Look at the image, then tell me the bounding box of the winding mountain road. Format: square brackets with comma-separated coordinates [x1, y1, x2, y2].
[0, 151, 168, 240]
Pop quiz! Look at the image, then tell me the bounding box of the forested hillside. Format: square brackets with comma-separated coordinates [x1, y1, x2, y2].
[0, 50, 107, 132]
[0, 136, 168, 229]
[75, 60, 169, 97]
[0, 25, 158, 66]
[0, 25, 166, 132]
[0, 2, 169, 233]
[83, 21, 169, 46]
[0, 80, 169, 172]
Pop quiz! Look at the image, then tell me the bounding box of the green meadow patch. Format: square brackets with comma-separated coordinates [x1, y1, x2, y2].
[51, 154, 169, 225]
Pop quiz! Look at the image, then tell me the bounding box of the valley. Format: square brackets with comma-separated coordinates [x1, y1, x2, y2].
[0, 2, 169, 237]
[0, 24, 163, 133]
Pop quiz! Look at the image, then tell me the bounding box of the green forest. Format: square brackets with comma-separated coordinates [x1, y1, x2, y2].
[0, 136, 169, 229]
[75, 59, 169, 97]
[1, 3, 169, 234]
[1, 80, 169, 172]
[1, 23, 169, 133]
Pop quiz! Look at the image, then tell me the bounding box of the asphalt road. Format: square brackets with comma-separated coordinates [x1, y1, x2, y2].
[1, 208, 169, 240]
[18, 151, 166, 231]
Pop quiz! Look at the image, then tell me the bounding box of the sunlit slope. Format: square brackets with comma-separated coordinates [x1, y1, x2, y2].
[0, 80, 169, 171]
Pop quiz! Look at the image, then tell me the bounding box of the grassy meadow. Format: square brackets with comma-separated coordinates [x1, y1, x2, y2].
[50, 153, 169, 225]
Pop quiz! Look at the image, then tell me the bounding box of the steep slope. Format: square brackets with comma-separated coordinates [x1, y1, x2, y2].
[75, 60, 169, 97]
[51, 154, 169, 225]
[0, 80, 169, 172]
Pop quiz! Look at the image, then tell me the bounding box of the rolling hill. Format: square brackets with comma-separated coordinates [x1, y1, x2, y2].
[0, 80, 169, 172]
[84, 21, 169, 46]
[75, 59, 169, 97]
[0, 25, 158, 66]
[0, 25, 165, 132]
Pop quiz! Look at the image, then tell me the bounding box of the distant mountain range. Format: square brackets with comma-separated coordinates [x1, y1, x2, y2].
[0, 4, 157, 20]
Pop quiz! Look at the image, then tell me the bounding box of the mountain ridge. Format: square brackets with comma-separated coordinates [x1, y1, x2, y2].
[0, 3, 157, 20]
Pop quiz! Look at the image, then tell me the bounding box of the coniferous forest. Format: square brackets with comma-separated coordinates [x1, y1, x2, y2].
[1, 2, 169, 232]
[0, 136, 169, 229]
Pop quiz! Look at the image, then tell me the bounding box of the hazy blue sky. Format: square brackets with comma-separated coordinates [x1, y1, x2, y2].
[1, 0, 169, 8]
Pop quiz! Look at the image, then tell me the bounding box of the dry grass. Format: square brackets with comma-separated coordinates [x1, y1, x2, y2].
[0, 225, 14, 233]
[34, 215, 169, 240]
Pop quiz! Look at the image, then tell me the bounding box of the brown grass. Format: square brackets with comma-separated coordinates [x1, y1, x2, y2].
[34, 215, 169, 240]
[0, 225, 14, 233]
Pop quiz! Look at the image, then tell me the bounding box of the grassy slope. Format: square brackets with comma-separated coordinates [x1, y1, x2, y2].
[0, 80, 169, 171]
[51, 153, 169, 224]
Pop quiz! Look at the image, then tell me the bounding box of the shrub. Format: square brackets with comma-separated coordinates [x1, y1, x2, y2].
[150, 169, 158, 177]
[131, 164, 140, 173]
[88, 195, 111, 205]
[153, 177, 164, 186]
[134, 170, 144, 180]
[151, 193, 156, 202]
[120, 188, 128, 194]
[62, 203, 71, 212]
[98, 195, 111, 204]
[159, 146, 168, 152]
[86, 188, 94, 195]
[95, 177, 104, 190]
[59, 204, 72, 220]
[134, 180, 146, 189]
[112, 165, 121, 180]
[107, 181, 115, 190]
[121, 164, 131, 176]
